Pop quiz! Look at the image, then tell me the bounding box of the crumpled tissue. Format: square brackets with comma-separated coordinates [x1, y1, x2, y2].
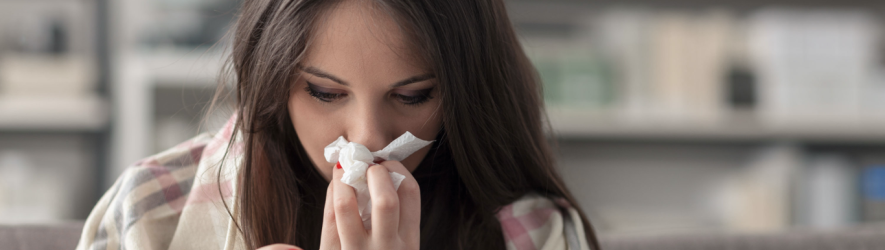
[323, 131, 433, 229]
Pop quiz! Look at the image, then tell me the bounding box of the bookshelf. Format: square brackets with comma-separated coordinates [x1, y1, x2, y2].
[509, 0, 885, 235]
[0, 0, 110, 223]
[0, 95, 108, 132]
[144, 49, 228, 88]
[101, 0, 885, 235]
[547, 108, 885, 143]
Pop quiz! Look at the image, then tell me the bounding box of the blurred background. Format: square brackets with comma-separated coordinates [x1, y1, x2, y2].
[2, 0, 885, 239]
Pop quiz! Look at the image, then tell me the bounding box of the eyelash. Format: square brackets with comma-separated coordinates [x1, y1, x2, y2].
[395, 91, 434, 106]
[304, 85, 346, 103]
[304, 82, 434, 106]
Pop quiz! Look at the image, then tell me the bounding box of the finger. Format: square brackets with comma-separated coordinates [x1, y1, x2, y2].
[379, 160, 421, 241]
[255, 243, 302, 250]
[366, 164, 399, 241]
[319, 174, 340, 250]
[332, 163, 367, 247]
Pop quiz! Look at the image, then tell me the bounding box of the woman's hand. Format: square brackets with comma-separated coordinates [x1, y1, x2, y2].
[319, 160, 421, 250]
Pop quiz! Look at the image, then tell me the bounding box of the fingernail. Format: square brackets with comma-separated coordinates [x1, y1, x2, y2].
[336, 162, 342, 169]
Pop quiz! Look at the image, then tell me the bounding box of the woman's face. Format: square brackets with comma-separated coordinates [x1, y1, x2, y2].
[288, 1, 442, 182]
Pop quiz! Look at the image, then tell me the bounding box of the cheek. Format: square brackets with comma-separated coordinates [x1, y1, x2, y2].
[288, 91, 336, 181]
[403, 99, 442, 140]
[397, 100, 443, 171]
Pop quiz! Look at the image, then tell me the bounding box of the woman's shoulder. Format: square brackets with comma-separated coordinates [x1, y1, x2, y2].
[77, 113, 243, 250]
[496, 193, 593, 250]
[76, 131, 223, 250]
[125, 132, 215, 180]
[117, 132, 215, 202]
[103, 114, 239, 217]
[114, 130, 216, 199]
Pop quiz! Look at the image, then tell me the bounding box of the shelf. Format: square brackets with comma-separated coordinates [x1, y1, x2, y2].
[547, 107, 885, 143]
[0, 94, 109, 132]
[139, 49, 227, 88]
[506, 0, 885, 8]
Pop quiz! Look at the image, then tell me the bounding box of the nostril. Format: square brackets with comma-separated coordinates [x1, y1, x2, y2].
[372, 157, 383, 164]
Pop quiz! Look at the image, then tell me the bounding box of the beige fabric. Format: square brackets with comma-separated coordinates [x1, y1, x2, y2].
[76, 114, 587, 250]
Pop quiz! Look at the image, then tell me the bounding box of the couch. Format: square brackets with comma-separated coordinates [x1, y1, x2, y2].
[3, 221, 885, 250]
[0, 222, 84, 250]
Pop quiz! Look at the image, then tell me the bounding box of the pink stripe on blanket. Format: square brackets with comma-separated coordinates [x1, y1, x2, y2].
[497, 203, 557, 250]
[185, 180, 234, 205]
[145, 162, 186, 213]
[189, 146, 204, 165]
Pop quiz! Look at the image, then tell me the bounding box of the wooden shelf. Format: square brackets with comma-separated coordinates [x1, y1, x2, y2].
[507, 0, 885, 8]
[547, 107, 885, 143]
[141, 49, 227, 88]
[0, 94, 109, 132]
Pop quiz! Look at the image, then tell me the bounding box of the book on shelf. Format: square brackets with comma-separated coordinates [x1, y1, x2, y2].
[748, 9, 880, 123]
[595, 9, 739, 123]
[862, 165, 885, 222]
[0, 53, 97, 95]
[796, 154, 857, 228]
[523, 37, 616, 110]
[528, 7, 885, 126]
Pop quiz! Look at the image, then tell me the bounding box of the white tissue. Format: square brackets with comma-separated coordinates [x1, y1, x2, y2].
[323, 131, 433, 229]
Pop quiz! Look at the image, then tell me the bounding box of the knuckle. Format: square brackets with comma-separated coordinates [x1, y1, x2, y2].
[399, 179, 420, 193]
[373, 194, 399, 212]
[367, 164, 388, 177]
[333, 196, 356, 211]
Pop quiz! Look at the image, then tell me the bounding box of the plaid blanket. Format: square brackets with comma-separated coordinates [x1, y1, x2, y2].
[76, 114, 591, 250]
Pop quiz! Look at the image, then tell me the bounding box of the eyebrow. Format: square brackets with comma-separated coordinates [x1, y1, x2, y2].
[299, 65, 435, 88]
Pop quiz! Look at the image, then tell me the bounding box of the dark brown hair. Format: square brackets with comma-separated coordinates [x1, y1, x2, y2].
[213, 0, 600, 249]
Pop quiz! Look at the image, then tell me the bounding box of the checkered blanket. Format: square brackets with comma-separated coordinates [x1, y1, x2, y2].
[76, 114, 591, 250]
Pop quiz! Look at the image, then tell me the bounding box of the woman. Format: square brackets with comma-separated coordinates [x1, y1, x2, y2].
[76, 0, 599, 249]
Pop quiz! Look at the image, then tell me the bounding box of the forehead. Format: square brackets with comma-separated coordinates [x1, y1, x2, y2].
[302, 0, 427, 80]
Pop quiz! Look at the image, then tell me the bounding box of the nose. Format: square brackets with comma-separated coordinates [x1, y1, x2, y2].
[344, 100, 392, 153]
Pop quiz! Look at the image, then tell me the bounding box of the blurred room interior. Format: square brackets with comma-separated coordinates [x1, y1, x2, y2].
[2, 0, 885, 242]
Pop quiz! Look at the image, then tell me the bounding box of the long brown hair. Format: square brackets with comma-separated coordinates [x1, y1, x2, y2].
[213, 0, 600, 249]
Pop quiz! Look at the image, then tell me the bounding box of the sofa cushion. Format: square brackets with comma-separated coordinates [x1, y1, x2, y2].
[0, 222, 84, 250]
[4, 221, 885, 250]
[602, 226, 885, 250]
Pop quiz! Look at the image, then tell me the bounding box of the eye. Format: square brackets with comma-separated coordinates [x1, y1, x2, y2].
[305, 82, 346, 103]
[392, 87, 434, 107]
